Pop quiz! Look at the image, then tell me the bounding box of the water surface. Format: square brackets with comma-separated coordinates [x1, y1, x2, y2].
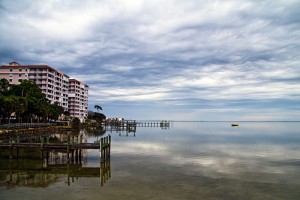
[1, 122, 300, 200]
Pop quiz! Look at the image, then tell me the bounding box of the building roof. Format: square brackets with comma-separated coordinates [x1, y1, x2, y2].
[69, 78, 89, 87]
[0, 62, 70, 78]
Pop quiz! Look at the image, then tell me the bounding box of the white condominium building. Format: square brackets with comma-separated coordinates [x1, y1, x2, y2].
[68, 79, 89, 120]
[0, 62, 89, 120]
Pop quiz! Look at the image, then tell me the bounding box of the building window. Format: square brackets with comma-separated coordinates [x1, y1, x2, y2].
[19, 74, 22, 77]
[10, 69, 12, 72]
[19, 69, 22, 72]
[9, 79, 12, 82]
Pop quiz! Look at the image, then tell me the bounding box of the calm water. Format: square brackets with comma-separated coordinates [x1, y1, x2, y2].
[1, 122, 300, 200]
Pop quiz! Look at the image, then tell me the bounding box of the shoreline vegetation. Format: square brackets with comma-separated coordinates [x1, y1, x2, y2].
[0, 125, 72, 135]
[0, 79, 68, 125]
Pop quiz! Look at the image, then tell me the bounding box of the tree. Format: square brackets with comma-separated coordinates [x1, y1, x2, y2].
[0, 94, 4, 124]
[64, 110, 70, 116]
[13, 96, 28, 122]
[0, 95, 16, 123]
[0, 79, 70, 123]
[93, 112, 106, 123]
[48, 102, 64, 121]
[94, 105, 102, 112]
[0, 78, 10, 93]
[92, 105, 106, 123]
[71, 117, 81, 129]
[11, 81, 47, 122]
[0, 79, 65, 123]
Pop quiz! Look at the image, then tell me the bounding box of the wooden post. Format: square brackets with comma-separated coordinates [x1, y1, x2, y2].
[104, 136, 107, 159]
[67, 163, 70, 185]
[75, 149, 78, 163]
[80, 134, 83, 144]
[67, 136, 70, 160]
[71, 150, 74, 163]
[100, 137, 104, 160]
[9, 136, 13, 159]
[16, 146, 19, 158]
[79, 149, 82, 163]
[46, 151, 49, 167]
[100, 160, 104, 186]
[41, 136, 44, 159]
[108, 135, 111, 158]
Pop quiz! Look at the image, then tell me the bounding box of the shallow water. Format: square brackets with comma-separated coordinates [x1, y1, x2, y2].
[1, 122, 300, 200]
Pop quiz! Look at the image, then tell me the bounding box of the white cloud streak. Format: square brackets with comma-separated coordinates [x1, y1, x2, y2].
[1, 0, 300, 119]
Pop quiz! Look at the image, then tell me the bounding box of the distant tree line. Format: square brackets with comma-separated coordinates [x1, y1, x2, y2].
[0, 78, 66, 124]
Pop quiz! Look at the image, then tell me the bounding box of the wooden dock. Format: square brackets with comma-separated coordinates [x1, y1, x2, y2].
[0, 135, 111, 160]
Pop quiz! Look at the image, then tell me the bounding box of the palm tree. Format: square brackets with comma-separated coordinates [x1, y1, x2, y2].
[2, 95, 19, 123]
[94, 105, 103, 112]
[14, 96, 28, 122]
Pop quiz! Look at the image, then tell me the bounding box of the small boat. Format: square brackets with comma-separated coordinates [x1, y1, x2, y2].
[231, 123, 239, 127]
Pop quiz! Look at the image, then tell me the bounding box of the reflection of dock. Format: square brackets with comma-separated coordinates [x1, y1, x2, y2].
[118, 132, 136, 137]
[0, 158, 111, 188]
[0, 135, 112, 188]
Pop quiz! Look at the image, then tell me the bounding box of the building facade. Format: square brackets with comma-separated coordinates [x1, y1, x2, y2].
[68, 79, 89, 120]
[0, 62, 89, 120]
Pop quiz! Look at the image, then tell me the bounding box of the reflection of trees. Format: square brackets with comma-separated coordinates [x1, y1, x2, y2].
[85, 127, 106, 137]
[80, 127, 106, 143]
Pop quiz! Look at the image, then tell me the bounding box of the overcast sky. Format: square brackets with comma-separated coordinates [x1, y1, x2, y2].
[1, 0, 300, 120]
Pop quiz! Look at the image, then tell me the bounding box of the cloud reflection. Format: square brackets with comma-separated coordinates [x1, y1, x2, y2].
[110, 122, 300, 183]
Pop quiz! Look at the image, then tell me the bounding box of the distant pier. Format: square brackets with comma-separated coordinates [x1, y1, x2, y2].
[135, 120, 171, 128]
[104, 120, 171, 129]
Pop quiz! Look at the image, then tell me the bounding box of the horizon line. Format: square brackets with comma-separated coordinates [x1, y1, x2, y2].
[128, 120, 300, 122]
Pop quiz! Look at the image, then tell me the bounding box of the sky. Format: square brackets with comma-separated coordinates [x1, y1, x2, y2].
[0, 0, 300, 121]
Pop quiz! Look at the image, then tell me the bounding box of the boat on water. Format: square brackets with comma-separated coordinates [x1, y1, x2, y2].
[231, 123, 239, 127]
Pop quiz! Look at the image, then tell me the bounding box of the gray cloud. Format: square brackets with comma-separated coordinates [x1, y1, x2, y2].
[1, 0, 300, 120]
